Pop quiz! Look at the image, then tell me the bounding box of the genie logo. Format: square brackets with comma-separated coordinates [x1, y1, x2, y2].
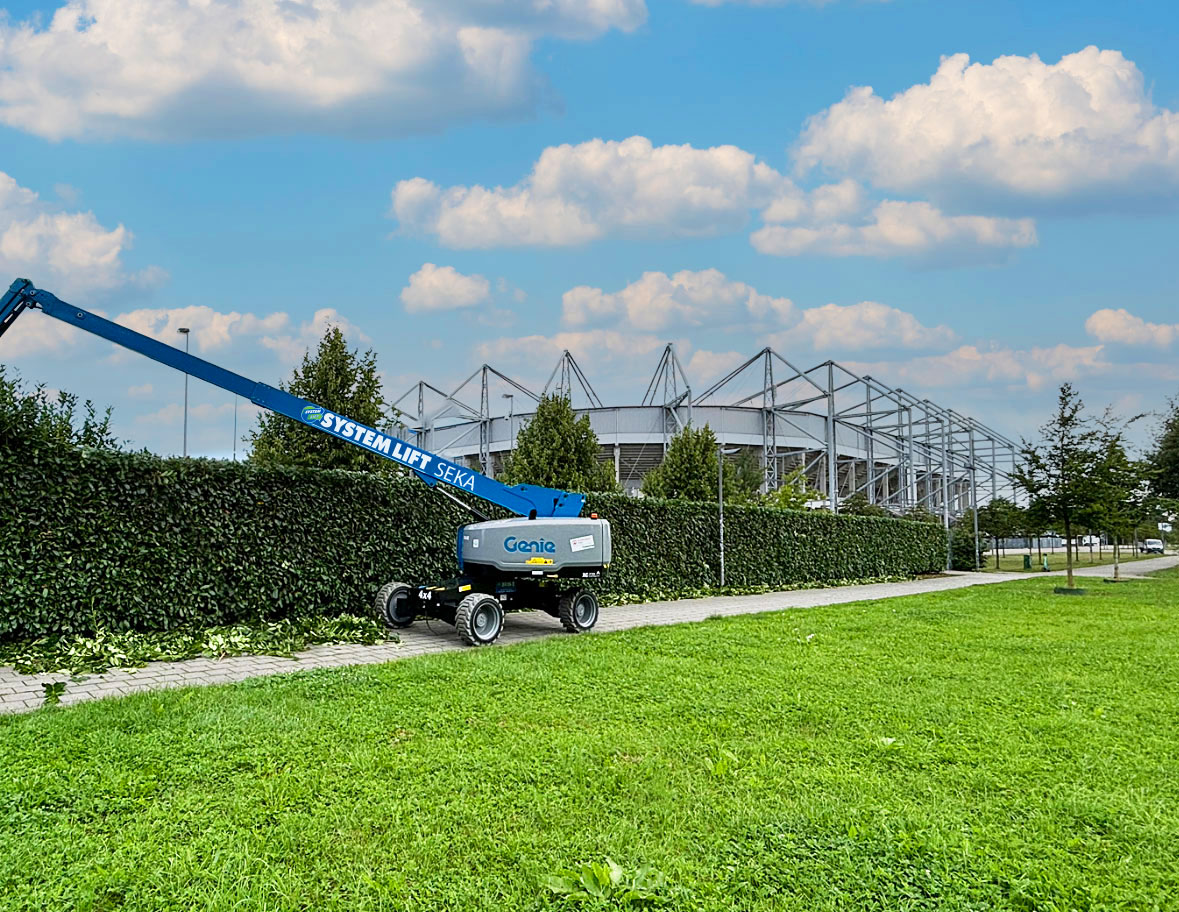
[301, 405, 325, 424]
[504, 536, 556, 554]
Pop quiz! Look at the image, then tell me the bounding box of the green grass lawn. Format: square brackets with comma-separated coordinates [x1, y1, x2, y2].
[3, 577, 1178, 911]
[979, 548, 1160, 572]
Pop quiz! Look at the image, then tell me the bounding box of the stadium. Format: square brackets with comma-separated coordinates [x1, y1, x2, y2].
[392, 344, 1020, 521]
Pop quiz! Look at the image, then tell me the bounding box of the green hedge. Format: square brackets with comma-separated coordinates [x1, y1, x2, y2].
[1, 437, 946, 640]
[585, 493, 948, 601]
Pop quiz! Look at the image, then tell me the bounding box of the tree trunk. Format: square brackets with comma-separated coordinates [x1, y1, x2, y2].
[1064, 516, 1074, 588]
[1114, 540, 1120, 581]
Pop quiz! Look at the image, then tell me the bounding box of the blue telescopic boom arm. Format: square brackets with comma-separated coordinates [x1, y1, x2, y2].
[0, 279, 584, 518]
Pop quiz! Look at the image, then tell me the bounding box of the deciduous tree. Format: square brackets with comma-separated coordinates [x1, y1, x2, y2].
[0, 365, 119, 451]
[764, 467, 821, 511]
[839, 492, 890, 518]
[1151, 394, 1179, 500]
[976, 497, 1024, 569]
[1085, 431, 1150, 580]
[1013, 383, 1105, 589]
[723, 449, 764, 505]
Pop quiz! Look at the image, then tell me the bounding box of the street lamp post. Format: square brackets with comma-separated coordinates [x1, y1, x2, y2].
[502, 393, 514, 453]
[176, 327, 190, 457]
[718, 443, 740, 587]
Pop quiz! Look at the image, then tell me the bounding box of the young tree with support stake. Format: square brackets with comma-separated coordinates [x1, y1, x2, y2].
[976, 497, 1024, 569]
[1014, 384, 1104, 591]
[1086, 430, 1151, 581]
[1151, 394, 1179, 501]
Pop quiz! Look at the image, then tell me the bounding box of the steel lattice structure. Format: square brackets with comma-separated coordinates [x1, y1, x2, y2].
[391, 344, 1021, 527]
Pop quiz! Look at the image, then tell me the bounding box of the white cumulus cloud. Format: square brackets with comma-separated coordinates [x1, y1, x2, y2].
[776, 301, 958, 350]
[116, 306, 288, 352]
[685, 348, 746, 383]
[796, 46, 1179, 208]
[260, 308, 370, 365]
[394, 139, 1036, 262]
[563, 268, 793, 331]
[0, 0, 646, 140]
[0, 170, 164, 357]
[393, 136, 792, 247]
[1085, 308, 1178, 347]
[752, 199, 1036, 259]
[691, 0, 888, 5]
[478, 329, 668, 365]
[0, 170, 158, 295]
[848, 343, 1110, 391]
[401, 263, 491, 313]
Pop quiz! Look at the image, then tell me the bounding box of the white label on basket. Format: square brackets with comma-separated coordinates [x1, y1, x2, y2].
[570, 534, 595, 553]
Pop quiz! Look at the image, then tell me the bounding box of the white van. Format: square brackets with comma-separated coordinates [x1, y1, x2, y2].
[1140, 539, 1164, 554]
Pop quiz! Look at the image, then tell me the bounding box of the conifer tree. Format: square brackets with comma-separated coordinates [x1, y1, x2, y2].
[501, 393, 616, 492]
[248, 327, 393, 471]
[641, 424, 719, 502]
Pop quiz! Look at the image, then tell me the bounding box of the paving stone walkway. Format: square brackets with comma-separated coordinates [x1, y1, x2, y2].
[3, 555, 1175, 715]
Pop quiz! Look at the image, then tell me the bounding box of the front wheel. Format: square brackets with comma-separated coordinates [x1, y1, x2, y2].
[557, 590, 599, 634]
[455, 593, 504, 646]
[375, 581, 417, 629]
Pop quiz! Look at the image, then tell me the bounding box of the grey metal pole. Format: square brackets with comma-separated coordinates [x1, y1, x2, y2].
[233, 394, 238, 461]
[719, 440, 725, 587]
[865, 379, 875, 504]
[502, 393, 514, 453]
[719, 407, 725, 587]
[941, 411, 951, 571]
[177, 327, 190, 457]
[826, 362, 838, 512]
[969, 421, 980, 570]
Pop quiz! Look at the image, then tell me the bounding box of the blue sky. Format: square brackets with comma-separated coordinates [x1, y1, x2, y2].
[1, 0, 1177, 458]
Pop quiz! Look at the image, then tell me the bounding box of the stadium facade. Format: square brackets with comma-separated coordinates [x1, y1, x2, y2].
[392, 345, 1020, 524]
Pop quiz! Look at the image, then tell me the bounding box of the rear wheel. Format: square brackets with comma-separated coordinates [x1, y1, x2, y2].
[557, 589, 599, 634]
[375, 581, 417, 629]
[455, 593, 504, 646]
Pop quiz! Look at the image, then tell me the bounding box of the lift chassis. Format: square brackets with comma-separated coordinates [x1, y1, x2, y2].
[2, 279, 612, 646]
[375, 516, 612, 645]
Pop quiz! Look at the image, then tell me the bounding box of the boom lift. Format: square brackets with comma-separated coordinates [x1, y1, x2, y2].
[1, 279, 611, 646]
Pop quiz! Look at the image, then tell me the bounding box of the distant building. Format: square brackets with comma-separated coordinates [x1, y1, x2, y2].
[394, 345, 1020, 518]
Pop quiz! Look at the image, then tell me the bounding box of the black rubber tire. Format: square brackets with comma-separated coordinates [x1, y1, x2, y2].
[455, 593, 504, 646]
[374, 581, 417, 629]
[557, 589, 599, 634]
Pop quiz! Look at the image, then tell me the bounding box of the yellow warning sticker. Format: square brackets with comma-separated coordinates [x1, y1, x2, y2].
[525, 557, 554, 565]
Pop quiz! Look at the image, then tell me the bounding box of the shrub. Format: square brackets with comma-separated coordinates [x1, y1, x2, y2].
[1, 435, 947, 641]
[949, 525, 981, 571]
[586, 493, 946, 601]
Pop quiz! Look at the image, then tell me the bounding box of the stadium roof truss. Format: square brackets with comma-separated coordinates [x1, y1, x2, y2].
[391, 345, 1022, 525]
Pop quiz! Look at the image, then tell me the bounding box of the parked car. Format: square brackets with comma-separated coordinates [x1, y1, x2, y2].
[1139, 539, 1165, 554]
